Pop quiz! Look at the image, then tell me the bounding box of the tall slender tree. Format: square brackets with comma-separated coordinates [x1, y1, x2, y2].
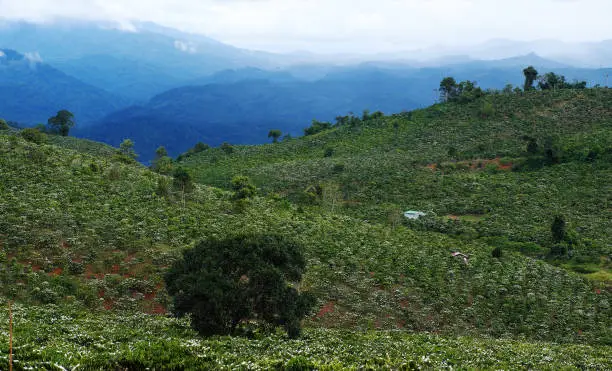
[523, 66, 539, 91]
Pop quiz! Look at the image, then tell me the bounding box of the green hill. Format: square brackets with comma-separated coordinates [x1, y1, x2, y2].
[0, 90, 611, 368]
[179, 89, 612, 284]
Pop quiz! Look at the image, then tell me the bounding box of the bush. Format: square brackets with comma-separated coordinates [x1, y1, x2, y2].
[480, 101, 495, 118]
[492, 246, 503, 258]
[20, 128, 47, 144]
[231, 175, 257, 200]
[165, 235, 316, 338]
[221, 142, 234, 154]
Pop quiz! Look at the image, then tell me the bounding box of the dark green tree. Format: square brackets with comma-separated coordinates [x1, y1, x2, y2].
[439, 77, 458, 102]
[119, 139, 138, 160]
[551, 215, 566, 244]
[523, 66, 539, 91]
[221, 142, 234, 154]
[231, 175, 256, 200]
[155, 146, 168, 158]
[193, 142, 209, 153]
[304, 120, 332, 136]
[152, 146, 173, 174]
[164, 235, 316, 338]
[47, 110, 75, 136]
[0, 118, 9, 130]
[268, 129, 282, 143]
[526, 137, 539, 154]
[173, 167, 194, 194]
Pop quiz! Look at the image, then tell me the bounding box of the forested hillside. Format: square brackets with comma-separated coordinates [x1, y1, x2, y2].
[180, 88, 612, 284]
[0, 87, 610, 368]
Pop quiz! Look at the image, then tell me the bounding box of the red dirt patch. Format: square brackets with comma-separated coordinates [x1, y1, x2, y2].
[49, 267, 63, 276]
[317, 301, 335, 318]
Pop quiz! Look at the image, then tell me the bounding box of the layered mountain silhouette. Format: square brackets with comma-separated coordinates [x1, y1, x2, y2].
[0, 49, 125, 125]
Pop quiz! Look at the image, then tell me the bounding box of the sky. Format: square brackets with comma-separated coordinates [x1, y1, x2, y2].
[0, 0, 611, 53]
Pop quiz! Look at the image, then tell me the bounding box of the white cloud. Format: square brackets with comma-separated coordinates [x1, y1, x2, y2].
[24, 51, 43, 62]
[174, 40, 197, 54]
[0, 0, 610, 53]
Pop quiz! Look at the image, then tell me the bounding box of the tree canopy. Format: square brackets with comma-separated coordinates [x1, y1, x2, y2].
[268, 129, 282, 143]
[47, 110, 75, 136]
[523, 66, 539, 91]
[164, 234, 315, 338]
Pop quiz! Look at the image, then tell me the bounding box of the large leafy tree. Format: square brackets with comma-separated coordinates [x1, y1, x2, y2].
[268, 129, 282, 143]
[523, 66, 539, 91]
[119, 139, 138, 160]
[439, 77, 458, 102]
[165, 235, 315, 338]
[47, 110, 75, 136]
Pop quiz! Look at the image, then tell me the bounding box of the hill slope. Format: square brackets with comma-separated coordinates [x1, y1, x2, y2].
[179, 89, 612, 283]
[1, 128, 610, 345]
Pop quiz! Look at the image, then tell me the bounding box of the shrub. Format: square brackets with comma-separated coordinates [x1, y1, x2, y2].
[480, 101, 495, 118]
[492, 246, 503, 258]
[20, 128, 47, 144]
[324, 148, 334, 157]
[221, 142, 234, 154]
[231, 176, 256, 200]
[165, 235, 316, 338]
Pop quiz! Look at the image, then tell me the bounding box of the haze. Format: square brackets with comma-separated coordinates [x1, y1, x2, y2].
[1, 0, 611, 54]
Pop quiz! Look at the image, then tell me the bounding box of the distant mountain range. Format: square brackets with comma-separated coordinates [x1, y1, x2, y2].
[0, 19, 284, 101]
[1, 19, 610, 161]
[0, 49, 125, 125]
[79, 62, 611, 162]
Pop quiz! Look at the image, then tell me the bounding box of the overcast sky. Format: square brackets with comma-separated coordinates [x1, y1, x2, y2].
[0, 0, 611, 53]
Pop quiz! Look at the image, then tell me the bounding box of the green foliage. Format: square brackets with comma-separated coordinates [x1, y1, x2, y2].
[552, 215, 567, 244]
[118, 138, 138, 160]
[538, 72, 588, 91]
[165, 235, 315, 338]
[492, 246, 503, 258]
[231, 175, 257, 200]
[480, 101, 495, 118]
[221, 141, 234, 154]
[304, 120, 333, 136]
[172, 167, 194, 194]
[20, 127, 47, 144]
[268, 129, 282, 143]
[152, 146, 174, 174]
[523, 66, 539, 91]
[177, 142, 210, 161]
[439, 77, 485, 103]
[0, 118, 9, 130]
[47, 109, 75, 136]
[2, 303, 611, 369]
